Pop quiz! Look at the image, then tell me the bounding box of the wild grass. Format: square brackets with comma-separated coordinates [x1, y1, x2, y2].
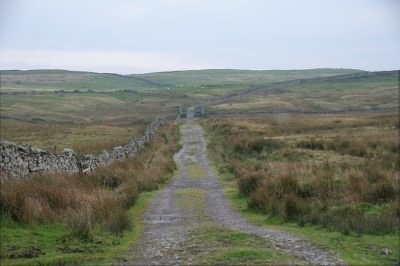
[0, 123, 180, 237]
[222, 176, 399, 265]
[0, 119, 145, 154]
[0, 87, 201, 153]
[1, 70, 153, 91]
[208, 71, 397, 114]
[202, 112, 399, 235]
[184, 225, 306, 265]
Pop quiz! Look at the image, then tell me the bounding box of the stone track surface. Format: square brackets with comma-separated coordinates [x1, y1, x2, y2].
[121, 120, 344, 265]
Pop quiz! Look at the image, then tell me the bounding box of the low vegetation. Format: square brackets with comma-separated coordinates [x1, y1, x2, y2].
[0, 91, 180, 153]
[135, 68, 361, 87]
[0, 122, 180, 264]
[2, 69, 361, 92]
[183, 225, 306, 265]
[0, 119, 146, 154]
[1, 68, 398, 264]
[0, 70, 155, 91]
[0, 68, 373, 153]
[209, 71, 397, 114]
[203, 113, 399, 235]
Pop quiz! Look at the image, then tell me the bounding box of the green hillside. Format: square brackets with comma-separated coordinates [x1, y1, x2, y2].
[0, 68, 364, 92]
[0, 69, 158, 91]
[207, 71, 397, 114]
[133, 68, 363, 87]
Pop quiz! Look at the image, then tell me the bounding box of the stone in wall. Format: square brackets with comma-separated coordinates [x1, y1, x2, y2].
[0, 117, 166, 177]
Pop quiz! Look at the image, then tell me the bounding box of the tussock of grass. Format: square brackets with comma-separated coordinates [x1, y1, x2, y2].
[0, 123, 180, 238]
[202, 113, 399, 235]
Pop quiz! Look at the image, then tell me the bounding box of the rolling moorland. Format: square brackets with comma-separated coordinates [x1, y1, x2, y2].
[0, 68, 399, 265]
[0, 68, 362, 151]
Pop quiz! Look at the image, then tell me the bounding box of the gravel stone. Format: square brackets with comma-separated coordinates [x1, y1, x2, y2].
[121, 121, 345, 265]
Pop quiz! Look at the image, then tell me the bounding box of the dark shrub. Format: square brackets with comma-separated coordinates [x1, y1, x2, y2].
[250, 139, 283, 153]
[297, 138, 325, 150]
[101, 207, 131, 236]
[367, 181, 396, 203]
[297, 180, 314, 198]
[248, 185, 270, 213]
[276, 174, 299, 198]
[282, 194, 302, 220]
[238, 173, 263, 196]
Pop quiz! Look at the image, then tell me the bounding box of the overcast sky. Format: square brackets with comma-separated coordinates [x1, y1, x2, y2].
[0, 0, 399, 74]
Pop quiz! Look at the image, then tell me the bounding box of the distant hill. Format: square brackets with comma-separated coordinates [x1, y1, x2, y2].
[132, 68, 364, 87]
[0, 69, 158, 91]
[1, 68, 364, 91]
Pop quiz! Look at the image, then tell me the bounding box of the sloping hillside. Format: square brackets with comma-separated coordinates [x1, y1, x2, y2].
[205, 71, 398, 115]
[133, 68, 363, 87]
[0, 70, 158, 91]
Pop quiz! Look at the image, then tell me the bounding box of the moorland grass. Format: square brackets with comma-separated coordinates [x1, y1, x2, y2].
[202, 113, 399, 235]
[203, 113, 399, 264]
[0, 90, 183, 153]
[0, 191, 158, 266]
[209, 71, 397, 114]
[0, 119, 145, 154]
[0, 122, 180, 264]
[221, 177, 399, 265]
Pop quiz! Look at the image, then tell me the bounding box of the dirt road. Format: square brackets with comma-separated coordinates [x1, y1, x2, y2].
[121, 120, 343, 265]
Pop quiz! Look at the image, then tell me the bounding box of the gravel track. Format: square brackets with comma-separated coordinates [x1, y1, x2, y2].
[121, 120, 344, 265]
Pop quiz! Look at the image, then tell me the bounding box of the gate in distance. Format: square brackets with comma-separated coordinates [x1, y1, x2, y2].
[178, 105, 205, 118]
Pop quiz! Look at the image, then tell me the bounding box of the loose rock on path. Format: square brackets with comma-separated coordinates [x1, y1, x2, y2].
[121, 120, 344, 265]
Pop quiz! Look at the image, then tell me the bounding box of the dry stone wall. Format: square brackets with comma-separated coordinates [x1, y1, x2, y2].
[0, 118, 166, 177]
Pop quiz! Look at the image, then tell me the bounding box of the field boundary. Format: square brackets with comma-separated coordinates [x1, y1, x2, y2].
[0, 118, 166, 177]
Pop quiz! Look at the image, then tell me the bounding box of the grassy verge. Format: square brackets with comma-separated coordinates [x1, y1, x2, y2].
[0, 191, 156, 265]
[0, 122, 181, 265]
[218, 171, 399, 265]
[202, 114, 399, 265]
